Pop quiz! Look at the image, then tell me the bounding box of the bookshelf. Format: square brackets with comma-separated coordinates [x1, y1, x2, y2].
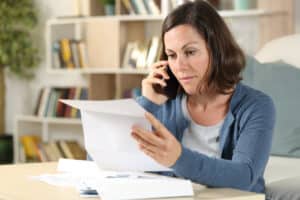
[14, 0, 294, 163]
[14, 115, 83, 163]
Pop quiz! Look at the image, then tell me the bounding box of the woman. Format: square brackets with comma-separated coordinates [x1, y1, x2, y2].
[131, 0, 275, 194]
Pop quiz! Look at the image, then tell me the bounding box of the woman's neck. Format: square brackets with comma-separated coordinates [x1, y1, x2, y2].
[187, 89, 233, 112]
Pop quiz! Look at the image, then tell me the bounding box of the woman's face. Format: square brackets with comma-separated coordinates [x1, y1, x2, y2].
[164, 24, 210, 95]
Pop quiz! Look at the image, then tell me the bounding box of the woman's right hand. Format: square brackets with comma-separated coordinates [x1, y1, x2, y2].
[141, 61, 170, 105]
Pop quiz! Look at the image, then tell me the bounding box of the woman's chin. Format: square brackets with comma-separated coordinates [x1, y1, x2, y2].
[182, 87, 197, 96]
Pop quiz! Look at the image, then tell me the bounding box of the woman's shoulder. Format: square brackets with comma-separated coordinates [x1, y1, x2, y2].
[135, 94, 183, 113]
[231, 83, 275, 114]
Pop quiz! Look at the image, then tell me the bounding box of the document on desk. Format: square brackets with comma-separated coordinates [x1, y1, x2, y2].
[58, 159, 193, 200]
[32, 159, 193, 200]
[60, 99, 171, 172]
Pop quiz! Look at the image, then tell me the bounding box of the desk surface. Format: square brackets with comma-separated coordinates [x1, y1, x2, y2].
[0, 162, 264, 200]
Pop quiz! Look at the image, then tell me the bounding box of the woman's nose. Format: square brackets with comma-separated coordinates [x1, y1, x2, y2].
[175, 55, 188, 70]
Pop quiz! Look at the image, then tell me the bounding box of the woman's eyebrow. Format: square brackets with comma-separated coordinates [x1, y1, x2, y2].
[166, 41, 199, 52]
[182, 41, 199, 49]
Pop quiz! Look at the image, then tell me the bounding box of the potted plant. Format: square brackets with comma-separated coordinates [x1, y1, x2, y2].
[0, 0, 40, 133]
[99, 0, 115, 15]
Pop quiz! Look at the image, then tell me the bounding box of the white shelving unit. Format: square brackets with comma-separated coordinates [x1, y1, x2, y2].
[14, 116, 83, 163]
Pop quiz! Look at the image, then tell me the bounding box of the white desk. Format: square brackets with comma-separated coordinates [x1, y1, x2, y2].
[0, 162, 264, 200]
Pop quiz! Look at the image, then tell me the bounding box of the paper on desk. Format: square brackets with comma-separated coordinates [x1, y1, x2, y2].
[60, 99, 171, 172]
[98, 176, 194, 200]
[32, 159, 193, 200]
[57, 158, 100, 174]
[31, 159, 100, 187]
[56, 159, 193, 200]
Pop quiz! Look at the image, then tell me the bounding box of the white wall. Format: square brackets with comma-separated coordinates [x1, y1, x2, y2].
[5, 0, 87, 133]
[296, 0, 300, 33]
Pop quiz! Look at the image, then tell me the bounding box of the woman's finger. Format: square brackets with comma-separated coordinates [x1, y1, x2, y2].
[153, 68, 170, 80]
[132, 131, 155, 148]
[143, 77, 167, 87]
[144, 112, 170, 138]
[139, 141, 165, 159]
[150, 60, 169, 70]
[140, 146, 157, 160]
[132, 126, 164, 147]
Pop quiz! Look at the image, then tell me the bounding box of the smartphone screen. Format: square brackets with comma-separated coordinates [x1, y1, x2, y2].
[152, 66, 179, 99]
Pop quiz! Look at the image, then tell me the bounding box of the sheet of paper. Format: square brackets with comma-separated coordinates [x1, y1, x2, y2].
[60, 99, 147, 117]
[97, 176, 194, 200]
[57, 158, 100, 174]
[31, 159, 100, 187]
[31, 159, 193, 200]
[61, 99, 171, 172]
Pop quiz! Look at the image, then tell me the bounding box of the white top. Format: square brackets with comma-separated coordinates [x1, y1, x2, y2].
[181, 95, 223, 158]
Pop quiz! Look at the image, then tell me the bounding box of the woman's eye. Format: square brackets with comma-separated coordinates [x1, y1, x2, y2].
[167, 54, 176, 59]
[185, 50, 196, 56]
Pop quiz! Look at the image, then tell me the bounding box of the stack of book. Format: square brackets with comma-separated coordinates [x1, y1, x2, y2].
[35, 87, 88, 118]
[121, 0, 160, 15]
[122, 36, 161, 69]
[52, 39, 88, 69]
[20, 135, 86, 162]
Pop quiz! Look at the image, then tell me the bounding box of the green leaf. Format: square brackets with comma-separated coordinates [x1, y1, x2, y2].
[0, 0, 39, 79]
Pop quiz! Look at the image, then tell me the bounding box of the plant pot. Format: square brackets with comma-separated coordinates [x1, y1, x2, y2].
[233, 0, 250, 10]
[104, 4, 115, 16]
[0, 134, 13, 164]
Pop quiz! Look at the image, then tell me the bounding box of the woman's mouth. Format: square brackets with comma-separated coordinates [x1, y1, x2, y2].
[179, 76, 195, 84]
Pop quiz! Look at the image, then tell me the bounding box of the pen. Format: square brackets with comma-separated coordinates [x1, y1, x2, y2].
[105, 174, 157, 179]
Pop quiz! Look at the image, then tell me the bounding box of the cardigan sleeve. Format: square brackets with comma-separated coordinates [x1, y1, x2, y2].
[135, 96, 162, 115]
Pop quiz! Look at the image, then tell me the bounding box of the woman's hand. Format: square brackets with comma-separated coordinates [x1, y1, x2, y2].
[142, 60, 170, 105]
[131, 112, 182, 167]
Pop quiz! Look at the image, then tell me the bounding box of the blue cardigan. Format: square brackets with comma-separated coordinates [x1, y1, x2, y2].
[136, 83, 275, 193]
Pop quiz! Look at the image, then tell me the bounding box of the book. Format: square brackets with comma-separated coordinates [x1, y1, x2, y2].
[136, 42, 148, 69]
[129, 0, 139, 14]
[70, 40, 80, 68]
[128, 41, 147, 68]
[121, 0, 136, 15]
[45, 89, 58, 117]
[36, 143, 49, 162]
[70, 87, 82, 118]
[132, 0, 148, 15]
[52, 41, 63, 68]
[34, 88, 44, 116]
[48, 141, 64, 160]
[43, 143, 60, 161]
[38, 87, 51, 117]
[77, 41, 88, 68]
[58, 141, 74, 159]
[122, 42, 137, 68]
[146, 36, 160, 68]
[20, 135, 41, 162]
[64, 87, 76, 118]
[56, 88, 69, 117]
[79, 88, 88, 100]
[144, 0, 160, 15]
[60, 39, 75, 69]
[65, 141, 86, 160]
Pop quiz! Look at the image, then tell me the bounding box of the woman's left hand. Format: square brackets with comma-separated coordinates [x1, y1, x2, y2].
[131, 112, 182, 167]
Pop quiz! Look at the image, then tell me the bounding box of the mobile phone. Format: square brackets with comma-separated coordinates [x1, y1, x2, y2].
[152, 66, 179, 99]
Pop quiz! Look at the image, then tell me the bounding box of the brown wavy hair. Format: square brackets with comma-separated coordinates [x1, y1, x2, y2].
[160, 0, 245, 94]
